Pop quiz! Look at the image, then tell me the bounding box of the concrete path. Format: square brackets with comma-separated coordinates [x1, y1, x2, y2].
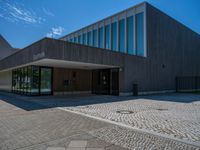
[0, 93, 199, 150]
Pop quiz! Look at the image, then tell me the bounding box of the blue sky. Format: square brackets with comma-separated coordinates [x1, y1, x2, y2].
[0, 0, 200, 48]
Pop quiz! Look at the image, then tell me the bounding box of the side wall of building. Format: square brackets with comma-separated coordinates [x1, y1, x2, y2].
[121, 4, 200, 94]
[0, 70, 12, 92]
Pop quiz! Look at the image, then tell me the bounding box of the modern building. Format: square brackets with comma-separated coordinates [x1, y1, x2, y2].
[0, 2, 199, 96]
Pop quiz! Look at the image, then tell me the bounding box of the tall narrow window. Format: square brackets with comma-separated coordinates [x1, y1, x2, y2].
[127, 16, 135, 55]
[105, 25, 110, 49]
[40, 68, 52, 95]
[74, 37, 77, 43]
[87, 31, 92, 46]
[32, 66, 39, 95]
[27, 66, 32, 94]
[78, 35, 82, 44]
[111, 22, 117, 51]
[119, 19, 125, 53]
[83, 33, 87, 45]
[136, 12, 144, 56]
[70, 38, 73, 42]
[93, 29, 98, 47]
[98, 27, 104, 48]
[23, 67, 27, 94]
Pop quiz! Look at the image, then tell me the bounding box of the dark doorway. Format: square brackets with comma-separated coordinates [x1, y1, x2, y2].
[92, 69, 119, 95]
[92, 69, 110, 95]
[111, 69, 119, 95]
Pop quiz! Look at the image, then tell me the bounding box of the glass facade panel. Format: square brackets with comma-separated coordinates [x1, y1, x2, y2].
[32, 66, 39, 95]
[40, 68, 52, 95]
[93, 29, 98, 47]
[65, 11, 145, 57]
[23, 67, 28, 93]
[27, 66, 32, 94]
[98, 27, 104, 48]
[16, 69, 20, 92]
[74, 37, 77, 43]
[83, 33, 87, 45]
[127, 16, 135, 55]
[12, 70, 16, 92]
[119, 19, 125, 53]
[111, 22, 117, 51]
[105, 25, 110, 49]
[87, 31, 92, 46]
[12, 66, 53, 96]
[70, 38, 73, 42]
[136, 12, 144, 56]
[78, 35, 82, 44]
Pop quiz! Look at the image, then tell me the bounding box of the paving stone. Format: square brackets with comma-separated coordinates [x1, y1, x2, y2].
[46, 147, 65, 150]
[0, 93, 199, 150]
[60, 94, 200, 144]
[86, 138, 110, 148]
[66, 148, 85, 150]
[86, 148, 105, 150]
[68, 140, 87, 148]
[89, 125, 200, 150]
[105, 145, 129, 150]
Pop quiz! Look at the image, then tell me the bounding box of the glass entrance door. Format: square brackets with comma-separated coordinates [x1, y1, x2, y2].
[40, 67, 52, 95]
[92, 69, 110, 95]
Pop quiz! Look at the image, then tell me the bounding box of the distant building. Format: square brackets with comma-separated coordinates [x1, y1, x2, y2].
[0, 2, 199, 96]
[0, 35, 17, 60]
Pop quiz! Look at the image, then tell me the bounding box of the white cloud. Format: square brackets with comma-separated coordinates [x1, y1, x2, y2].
[46, 26, 65, 38]
[43, 8, 54, 17]
[0, 1, 45, 24]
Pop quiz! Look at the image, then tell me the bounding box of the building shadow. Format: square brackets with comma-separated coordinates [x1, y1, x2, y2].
[0, 93, 48, 111]
[0, 92, 199, 111]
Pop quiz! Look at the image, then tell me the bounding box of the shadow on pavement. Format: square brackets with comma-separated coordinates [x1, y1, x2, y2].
[0, 91, 199, 111]
[0, 93, 48, 111]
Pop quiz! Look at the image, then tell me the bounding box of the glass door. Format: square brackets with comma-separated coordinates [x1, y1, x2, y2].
[40, 67, 52, 95]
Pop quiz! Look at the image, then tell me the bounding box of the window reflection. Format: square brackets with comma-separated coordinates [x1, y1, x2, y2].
[136, 12, 144, 56]
[119, 19, 125, 53]
[111, 22, 117, 51]
[40, 68, 52, 95]
[93, 29, 98, 47]
[65, 12, 145, 56]
[83, 33, 87, 45]
[78, 35, 82, 44]
[12, 66, 52, 96]
[98, 27, 104, 48]
[127, 16, 135, 55]
[87, 31, 92, 46]
[105, 25, 110, 49]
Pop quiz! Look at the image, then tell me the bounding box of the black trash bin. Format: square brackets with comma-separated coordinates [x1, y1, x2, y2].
[133, 84, 138, 96]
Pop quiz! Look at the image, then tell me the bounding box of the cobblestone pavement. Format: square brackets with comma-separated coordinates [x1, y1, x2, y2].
[50, 94, 200, 145]
[0, 93, 200, 150]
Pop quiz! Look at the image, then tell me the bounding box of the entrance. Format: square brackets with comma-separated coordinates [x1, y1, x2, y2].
[111, 69, 119, 95]
[92, 69, 119, 95]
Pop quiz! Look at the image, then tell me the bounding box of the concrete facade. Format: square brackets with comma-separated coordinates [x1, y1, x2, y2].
[0, 70, 12, 92]
[0, 35, 18, 60]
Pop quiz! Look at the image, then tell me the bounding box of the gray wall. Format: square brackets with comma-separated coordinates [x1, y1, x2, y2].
[0, 70, 12, 92]
[121, 3, 200, 94]
[0, 35, 16, 60]
[0, 38, 126, 71]
[53, 68, 92, 93]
